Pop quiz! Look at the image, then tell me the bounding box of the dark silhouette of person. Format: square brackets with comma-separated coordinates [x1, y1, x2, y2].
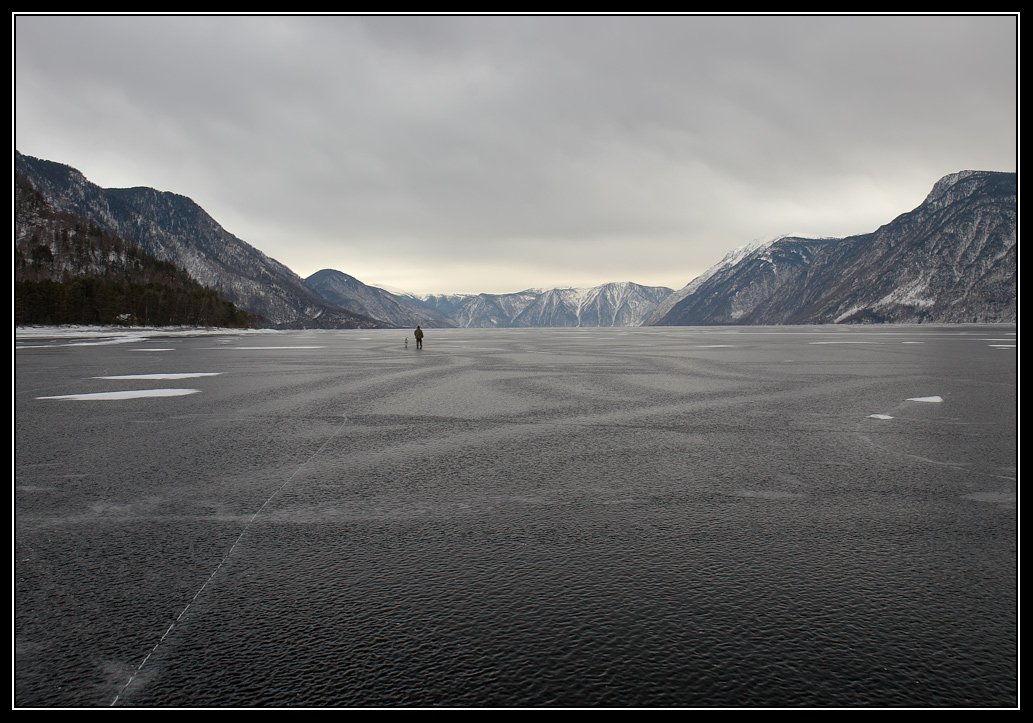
[414, 325, 424, 349]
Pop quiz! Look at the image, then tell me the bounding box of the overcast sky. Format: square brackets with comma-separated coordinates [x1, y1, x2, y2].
[14, 15, 1017, 295]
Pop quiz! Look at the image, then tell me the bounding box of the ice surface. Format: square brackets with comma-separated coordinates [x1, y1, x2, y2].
[14, 325, 1017, 708]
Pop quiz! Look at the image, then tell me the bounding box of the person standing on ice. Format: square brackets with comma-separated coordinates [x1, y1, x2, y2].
[414, 325, 424, 349]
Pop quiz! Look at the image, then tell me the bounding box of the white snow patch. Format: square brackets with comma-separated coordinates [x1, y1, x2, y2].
[989, 345, 1016, 349]
[868, 414, 894, 420]
[875, 275, 935, 310]
[906, 396, 943, 403]
[695, 344, 735, 348]
[16, 325, 275, 340]
[901, 342, 925, 344]
[809, 341, 875, 345]
[131, 348, 175, 352]
[834, 306, 864, 323]
[66, 338, 148, 347]
[729, 489, 804, 499]
[37, 389, 202, 401]
[962, 491, 1016, 507]
[213, 346, 324, 350]
[93, 373, 223, 380]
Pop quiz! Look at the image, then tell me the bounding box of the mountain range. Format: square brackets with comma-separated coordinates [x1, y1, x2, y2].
[15, 152, 380, 328]
[414, 282, 675, 328]
[650, 170, 1016, 325]
[302, 272, 674, 328]
[14, 152, 1016, 329]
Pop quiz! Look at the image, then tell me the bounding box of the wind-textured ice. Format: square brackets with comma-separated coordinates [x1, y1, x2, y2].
[15, 326, 1017, 707]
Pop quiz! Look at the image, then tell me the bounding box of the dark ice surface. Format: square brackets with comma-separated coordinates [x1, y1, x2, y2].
[15, 326, 1017, 707]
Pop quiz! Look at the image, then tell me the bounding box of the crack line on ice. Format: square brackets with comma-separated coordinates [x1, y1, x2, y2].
[110, 415, 350, 707]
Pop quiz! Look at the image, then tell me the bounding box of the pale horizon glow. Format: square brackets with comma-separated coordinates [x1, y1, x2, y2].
[15, 15, 1017, 296]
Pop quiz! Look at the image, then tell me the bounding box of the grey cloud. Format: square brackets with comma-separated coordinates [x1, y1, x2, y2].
[15, 15, 1016, 294]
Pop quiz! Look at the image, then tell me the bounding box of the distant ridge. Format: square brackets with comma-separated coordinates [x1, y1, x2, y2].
[303, 269, 455, 328]
[416, 282, 674, 327]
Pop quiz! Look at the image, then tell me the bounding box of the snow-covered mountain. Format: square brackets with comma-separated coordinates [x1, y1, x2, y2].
[652, 171, 1016, 325]
[644, 240, 777, 326]
[420, 283, 674, 328]
[304, 269, 455, 328]
[420, 290, 542, 328]
[15, 152, 382, 328]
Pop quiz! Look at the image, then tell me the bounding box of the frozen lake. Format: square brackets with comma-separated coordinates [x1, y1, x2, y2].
[15, 326, 1017, 707]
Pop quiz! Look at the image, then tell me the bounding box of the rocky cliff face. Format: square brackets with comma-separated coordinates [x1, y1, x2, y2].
[15, 152, 382, 328]
[653, 171, 1016, 325]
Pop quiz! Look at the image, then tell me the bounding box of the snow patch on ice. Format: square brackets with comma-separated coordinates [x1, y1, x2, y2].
[868, 414, 894, 420]
[93, 373, 222, 380]
[906, 396, 943, 403]
[729, 490, 804, 499]
[962, 491, 1016, 507]
[16, 325, 275, 340]
[66, 338, 147, 347]
[37, 389, 202, 401]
